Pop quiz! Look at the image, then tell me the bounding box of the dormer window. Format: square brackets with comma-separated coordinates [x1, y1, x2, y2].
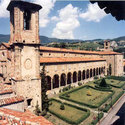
[23, 10, 31, 30]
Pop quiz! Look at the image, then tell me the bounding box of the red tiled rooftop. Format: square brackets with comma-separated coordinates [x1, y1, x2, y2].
[0, 96, 24, 106]
[40, 57, 106, 64]
[40, 46, 122, 55]
[40, 46, 99, 54]
[0, 83, 13, 95]
[0, 108, 53, 125]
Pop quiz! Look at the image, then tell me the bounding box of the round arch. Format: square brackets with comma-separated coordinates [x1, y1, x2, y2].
[73, 71, 77, 83]
[46, 76, 51, 90]
[53, 74, 59, 89]
[86, 69, 89, 79]
[60, 73, 66, 86]
[99, 67, 101, 75]
[82, 70, 85, 80]
[78, 71, 81, 81]
[93, 68, 95, 77]
[90, 69, 92, 78]
[96, 68, 99, 75]
[67, 72, 72, 84]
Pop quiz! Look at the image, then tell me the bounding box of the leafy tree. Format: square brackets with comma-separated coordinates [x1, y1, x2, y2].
[60, 103, 65, 110]
[109, 64, 112, 76]
[59, 42, 66, 48]
[34, 101, 41, 116]
[53, 43, 59, 48]
[40, 64, 49, 114]
[99, 78, 107, 87]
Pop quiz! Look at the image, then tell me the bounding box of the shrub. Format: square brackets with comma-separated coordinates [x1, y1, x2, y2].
[87, 90, 92, 96]
[40, 109, 47, 116]
[60, 103, 65, 110]
[90, 113, 103, 125]
[49, 101, 52, 106]
[65, 94, 70, 98]
[99, 78, 107, 87]
[34, 101, 41, 116]
[78, 82, 82, 86]
[94, 76, 98, 80]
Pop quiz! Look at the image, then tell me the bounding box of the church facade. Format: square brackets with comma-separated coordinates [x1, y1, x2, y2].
[0, 0, 124, 113]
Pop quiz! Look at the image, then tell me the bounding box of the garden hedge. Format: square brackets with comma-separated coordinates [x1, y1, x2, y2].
[49, 99, 90, 125]
[90, 113, 104, 125]
[59, 85, 115, 109]
[106, 76, 125, 81]
[102, 90, 124, 112]
[110, 82, 125, 88]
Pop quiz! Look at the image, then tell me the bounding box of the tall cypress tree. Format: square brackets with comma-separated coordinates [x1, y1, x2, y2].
[109, 64, 112, 76]
[40, 64, 49, 114]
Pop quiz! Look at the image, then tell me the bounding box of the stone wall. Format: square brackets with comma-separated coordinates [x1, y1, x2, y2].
[0, 101, 24, 112]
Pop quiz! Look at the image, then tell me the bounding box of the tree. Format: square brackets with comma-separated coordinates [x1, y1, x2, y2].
[40, 64, 49, 114]
[99, 78, 107, 87]
[109, 64, 112, 76]
[107, 64, 112, 76]
[59, 42, 66, 48]
[34, 101, 41, 116]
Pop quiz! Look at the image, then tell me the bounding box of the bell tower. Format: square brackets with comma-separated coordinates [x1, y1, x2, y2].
[104, 40, 110, 50]
[7, 0, 42, 111]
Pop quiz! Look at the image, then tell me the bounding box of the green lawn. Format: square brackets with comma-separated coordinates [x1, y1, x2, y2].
[105, 79, 125, 88]
[61, 86, 113, 108]
[49, 100, 90, 124]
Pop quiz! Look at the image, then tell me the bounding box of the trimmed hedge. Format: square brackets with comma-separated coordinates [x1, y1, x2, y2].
[106, 76, 125, 81]
[110, 82, 125, 88]
[90, 113, 104, 125]
[59, 85, 115, 109]
[95, 84, 112, 90]
[102, 90, 124, 112]
[49, 99, 90, 125]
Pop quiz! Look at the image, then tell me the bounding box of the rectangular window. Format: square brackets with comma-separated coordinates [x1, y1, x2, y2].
[23, 10, 31, 30]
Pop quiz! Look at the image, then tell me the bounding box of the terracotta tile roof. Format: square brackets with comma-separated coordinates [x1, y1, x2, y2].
[0, 108, 53, 125]
[40, 46, 122, 55]
[0, 96, 24, 106]
[40, 46, 99, 54]
[97, 51, 123, 55]
[0, 84, 13, 95]
[40, 57, 106, 64]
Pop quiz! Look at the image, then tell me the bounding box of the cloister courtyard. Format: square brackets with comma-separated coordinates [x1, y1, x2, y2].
[46, 76, 125, 125]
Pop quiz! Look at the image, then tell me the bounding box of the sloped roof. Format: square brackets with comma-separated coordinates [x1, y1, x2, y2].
[40, 46, 122, 55]
[0, 108, 53, 125]
[40, 57, 106, 64]
[0, 96, 24, 106]
[0, 83, 13, 95]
